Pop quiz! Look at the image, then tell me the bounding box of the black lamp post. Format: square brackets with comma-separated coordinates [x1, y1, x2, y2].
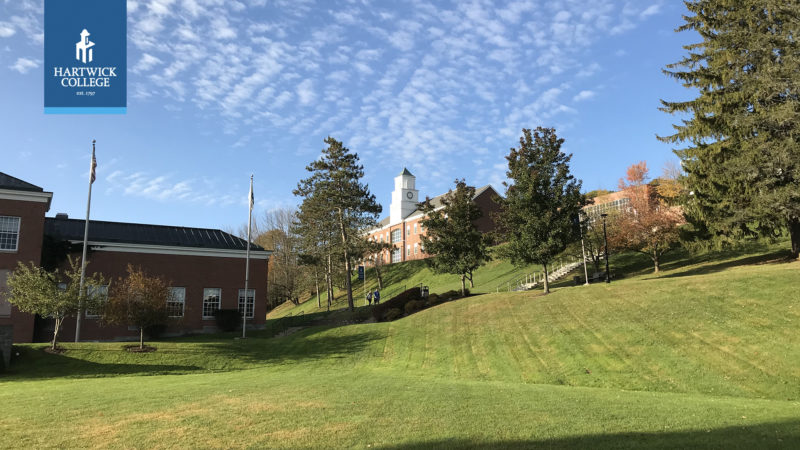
[600, 213, 610, 283]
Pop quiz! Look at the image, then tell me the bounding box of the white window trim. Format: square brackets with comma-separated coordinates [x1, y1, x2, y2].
[0, 216, 21, 252]
[168, 287, 186, 318]
[202, 288, 221, 319]
[238, 288, 255, 319]
[85, 285, 108, 319]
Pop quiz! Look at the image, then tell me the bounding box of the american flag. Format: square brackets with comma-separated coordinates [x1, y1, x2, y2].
[90, 146, 97, 184]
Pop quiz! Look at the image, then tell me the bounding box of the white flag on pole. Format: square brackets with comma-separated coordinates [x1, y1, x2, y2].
[248, 176, 254, 211]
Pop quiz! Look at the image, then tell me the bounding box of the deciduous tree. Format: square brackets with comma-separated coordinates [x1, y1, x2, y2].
[104, 265, 171, 350]
[609, 162, 684, 273]
[6, 257, 105, 350]
[499, 127, 585, 294]
[419, 180, 491, 295]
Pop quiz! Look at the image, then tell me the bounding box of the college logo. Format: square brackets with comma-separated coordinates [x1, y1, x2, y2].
[44, 0, 127, 114]
[75, 29, 94, 63]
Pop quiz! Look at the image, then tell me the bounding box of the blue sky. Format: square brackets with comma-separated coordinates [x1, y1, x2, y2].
[1, 0, 694, 231]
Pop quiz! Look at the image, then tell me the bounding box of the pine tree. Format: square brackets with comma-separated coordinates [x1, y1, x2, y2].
[499, 128, 586, 294]
[419, 179, 492, 296]
[294, 137, 382, 311]
[660, 1, 800, 258]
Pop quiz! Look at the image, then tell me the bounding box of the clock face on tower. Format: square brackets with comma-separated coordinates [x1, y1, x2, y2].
[406, 191, 414, 199]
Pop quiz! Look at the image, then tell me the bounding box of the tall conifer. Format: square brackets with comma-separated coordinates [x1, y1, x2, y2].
[294, 137, 381, 311]
[660, 1, 800, 257]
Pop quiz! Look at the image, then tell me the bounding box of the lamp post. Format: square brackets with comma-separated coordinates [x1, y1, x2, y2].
[578, 213, 590, 285]
[600, 213, 610, 283]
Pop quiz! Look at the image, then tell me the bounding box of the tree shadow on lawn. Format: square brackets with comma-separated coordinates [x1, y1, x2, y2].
[386, 419, 800, 449]
[3, 328, 383, 380]
[647, 249, 794, 280]
[195, 328, 383, 366]
[2, 346, 203, 380]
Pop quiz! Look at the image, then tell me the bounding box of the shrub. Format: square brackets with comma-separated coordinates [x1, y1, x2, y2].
[371, 287, 423, 321]
[426, 293, 440, 305]
[214, 309, 241, 331]
[383, 308, 403, 321]
[404, 300, 425, 315]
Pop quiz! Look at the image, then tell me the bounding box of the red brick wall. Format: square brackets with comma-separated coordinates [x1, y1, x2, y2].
[0, 197, 48, 343]
[366, 187, 502, 264]
[56, 249, 269, 341]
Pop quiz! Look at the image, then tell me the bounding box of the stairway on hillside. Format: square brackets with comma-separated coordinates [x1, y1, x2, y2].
[507, 260, 585, 292]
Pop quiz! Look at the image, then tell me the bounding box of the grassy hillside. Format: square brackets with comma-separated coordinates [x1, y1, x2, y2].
[1, 242, 799, 447]
[268, 250, 578, 318]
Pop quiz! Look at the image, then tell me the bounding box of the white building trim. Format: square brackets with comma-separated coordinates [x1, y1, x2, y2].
[0, 189, 53, 209]
[71, 240, 272, 259]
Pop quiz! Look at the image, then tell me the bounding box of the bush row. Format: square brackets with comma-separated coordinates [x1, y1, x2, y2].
[372, 288, 470, 322]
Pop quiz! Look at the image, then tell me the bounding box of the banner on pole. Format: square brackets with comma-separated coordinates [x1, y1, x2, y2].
[44, 0, 127, 114]
[357, 266, 364, 280]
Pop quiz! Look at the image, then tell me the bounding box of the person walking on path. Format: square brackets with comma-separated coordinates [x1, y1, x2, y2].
[366, 291, 373, 305]
[373, 289, 381, 304]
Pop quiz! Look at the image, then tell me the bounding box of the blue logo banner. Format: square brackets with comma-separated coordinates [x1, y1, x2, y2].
[44, 0, 127, 114]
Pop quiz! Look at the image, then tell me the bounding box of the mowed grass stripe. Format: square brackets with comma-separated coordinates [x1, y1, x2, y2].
[1, 366, 799, 448]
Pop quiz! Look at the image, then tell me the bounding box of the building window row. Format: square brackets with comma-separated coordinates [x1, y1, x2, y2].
[0, 216, 21, 251]
[584, 197, 631, 218]
[77, 286, 254, 320]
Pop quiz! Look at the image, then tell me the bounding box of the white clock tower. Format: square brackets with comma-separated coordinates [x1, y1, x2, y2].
[390, 168, 419, 224]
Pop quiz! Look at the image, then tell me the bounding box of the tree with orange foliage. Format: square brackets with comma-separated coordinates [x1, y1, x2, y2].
[104, 265, 171, 350]
[609, 162, 684, 273]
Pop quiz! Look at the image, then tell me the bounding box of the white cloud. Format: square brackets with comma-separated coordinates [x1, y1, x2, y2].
[9, 57, 38, 74]
[640, 4, 661, 19]
[0, 22, 15, 38]
[573, 90, 596, 102]
[296, 79, 315, 105]
[134, 53, 162, 73]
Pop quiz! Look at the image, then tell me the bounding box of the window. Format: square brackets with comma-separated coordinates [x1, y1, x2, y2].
[414, 243, 418, 254]
[385, 232, 389, 241]
[202, 288, 221, 319]
[391, 229, 401, 243]
[413, 223, 417, 234]
[406, 226, 410, 236]
[168, 287, 185, 317]
[0, 270, 9, 317]
[85, 285, 108, 318]
[238, 289, 255, 319]
[391, 248, 401, 263]
[406, 245, 411, 256]
[0, 216, 20, 251]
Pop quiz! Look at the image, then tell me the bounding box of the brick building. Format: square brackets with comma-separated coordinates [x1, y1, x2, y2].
[0, 172, 271, 344]
[365, 168, 501, 265]
[0, 173, 53, 344]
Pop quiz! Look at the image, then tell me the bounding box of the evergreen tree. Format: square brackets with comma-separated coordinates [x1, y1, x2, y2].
[294, 137, 382, 311]
[419, 179, 492, 296]
[660, 1, 800, 258]
[499, 127, 586, 294]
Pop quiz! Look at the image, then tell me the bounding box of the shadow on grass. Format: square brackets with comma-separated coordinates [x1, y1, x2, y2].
[2, 346, 204, 379]
[3, 328, 383, 380]
[387, 419, 800, 449]
[652, 249, 794, 280]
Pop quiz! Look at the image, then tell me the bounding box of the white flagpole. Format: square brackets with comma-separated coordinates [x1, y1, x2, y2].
[75, 140, 96, 342]
[242, 175, 253, 339]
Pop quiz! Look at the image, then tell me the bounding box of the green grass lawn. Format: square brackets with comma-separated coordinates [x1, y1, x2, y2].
[2, 243, 800, 448]
[268, 248, 573, 318]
